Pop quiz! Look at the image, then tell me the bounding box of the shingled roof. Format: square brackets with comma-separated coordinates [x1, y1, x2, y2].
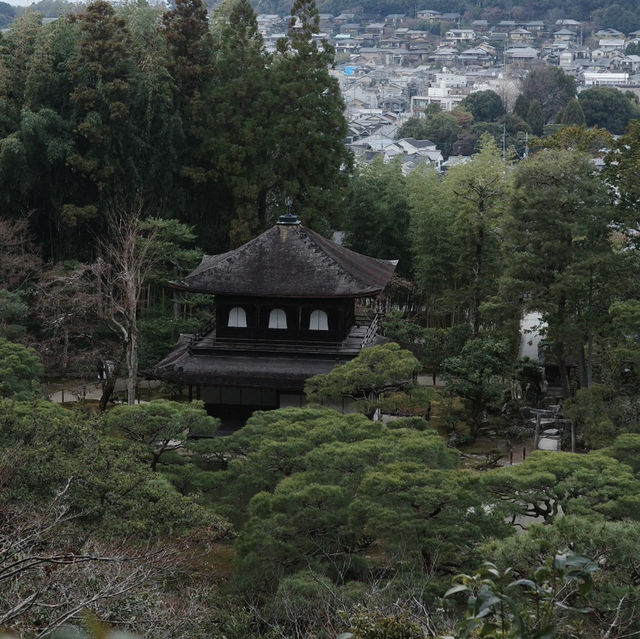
[148, 339, 353, 390]
[171, 220, 397, 298]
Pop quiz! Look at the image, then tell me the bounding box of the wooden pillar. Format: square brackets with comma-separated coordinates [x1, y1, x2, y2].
[188, 384, 193, 402]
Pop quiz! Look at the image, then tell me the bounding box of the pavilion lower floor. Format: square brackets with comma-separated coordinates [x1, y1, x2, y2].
[188, 383, 357, 433]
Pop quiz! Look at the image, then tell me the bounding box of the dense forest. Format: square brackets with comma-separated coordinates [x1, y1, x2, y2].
[6, 0, 640, 636]
[0, 0, 349, 263]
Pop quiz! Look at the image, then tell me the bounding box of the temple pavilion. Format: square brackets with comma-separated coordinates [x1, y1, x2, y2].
[148, 214, 397, 427]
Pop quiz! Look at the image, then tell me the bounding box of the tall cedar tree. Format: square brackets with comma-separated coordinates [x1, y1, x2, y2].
[270, 0, 351, 231]
[0, 13, 43, 134]
[209, 0, 272, 246]
[123, 2, 180, 219]
[67, 0, 140, 230]
[163, 0, 230, 253]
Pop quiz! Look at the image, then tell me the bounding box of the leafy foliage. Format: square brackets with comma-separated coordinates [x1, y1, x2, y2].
[503, 148, 620, 396]
[345, 157, 412, 277]
[442, 337, 511, 437]
[0, 338, 43, 399]
[105, 399, 219, 470]
[579, 87, 640, 135]
[459, 90, 505, 123]
[521, 66, 576, 124]
[305, 343, 422, 411]
[442, 551, 597, 639]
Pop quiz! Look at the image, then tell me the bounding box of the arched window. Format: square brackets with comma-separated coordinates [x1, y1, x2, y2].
[268, 308, 287, 329]
[309, 309, 329, 331]
[228, 306, 247, 328]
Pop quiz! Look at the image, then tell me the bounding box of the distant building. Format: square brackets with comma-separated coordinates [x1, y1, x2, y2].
[444, 28, 476, 42]
[583, 71, 630, 86]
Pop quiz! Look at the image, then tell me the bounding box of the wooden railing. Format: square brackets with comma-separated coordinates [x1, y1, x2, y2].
[188, 335, 347, 354]
[362, 313, 380, 347]
[189, 316, 216, 347]
[187, 313, 382, 355]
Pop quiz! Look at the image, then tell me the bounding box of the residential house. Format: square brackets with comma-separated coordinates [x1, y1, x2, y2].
[385, 13, 406, 26]
[487, 31, 509, 44]
[335, 13, 356, 27]
[412, 73, 468, 112]
[440, 13, 461, 23]
[509, 28, 534, 43]
[364, 22, 387, 38]
[441, 155, 472, 171]
[554, 28, 578, 44]
[318, 14, 334, 31]
[599, 38, 626, 52]
[559, 49, 575, 68]
[334, 34, 360, 55]
[341, 23, 361, 36]
[416, 9, 441, 22]
[458, 47, 494, 66]
[525, 21, 546, 34]
[621, 54, 640, 73]
[556, 19, 581, 27]
[383, 137, 443, 172]
[444, 28, 476, 42]
[433, 46, 458, 65]
[595, 28, 625, 38]
[504, 46, 539, 65]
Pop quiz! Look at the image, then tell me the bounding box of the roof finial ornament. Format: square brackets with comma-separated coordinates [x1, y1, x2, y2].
[277, 197, 301, 225]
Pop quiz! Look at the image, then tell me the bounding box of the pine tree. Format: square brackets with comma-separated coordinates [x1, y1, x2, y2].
[162, 0, 213, 115]
[162, 0, 228, 253]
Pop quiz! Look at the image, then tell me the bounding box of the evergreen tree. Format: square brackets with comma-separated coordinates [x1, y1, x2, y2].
[344, 157, 412, 277]
[163, 0, 228, 253]
[459, 89, 505, 122]
[561, 97, 586, 126]
[504, 150, 620, 396]
[578, 86, 640, 135]
[423, 111, 461, 158]
[0, 13, 44, 134]
[526, 98, 544, 136]
[513, 93, 530, 120]
[410, 136, 511, 332]
[125, 2, 180, 218]
[521, 66, 576, 124]
[209, 0, 273, 246]
[268, 0, 351, 231]
[162, 0, 213, 114]
[67, 1, 139, 214]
